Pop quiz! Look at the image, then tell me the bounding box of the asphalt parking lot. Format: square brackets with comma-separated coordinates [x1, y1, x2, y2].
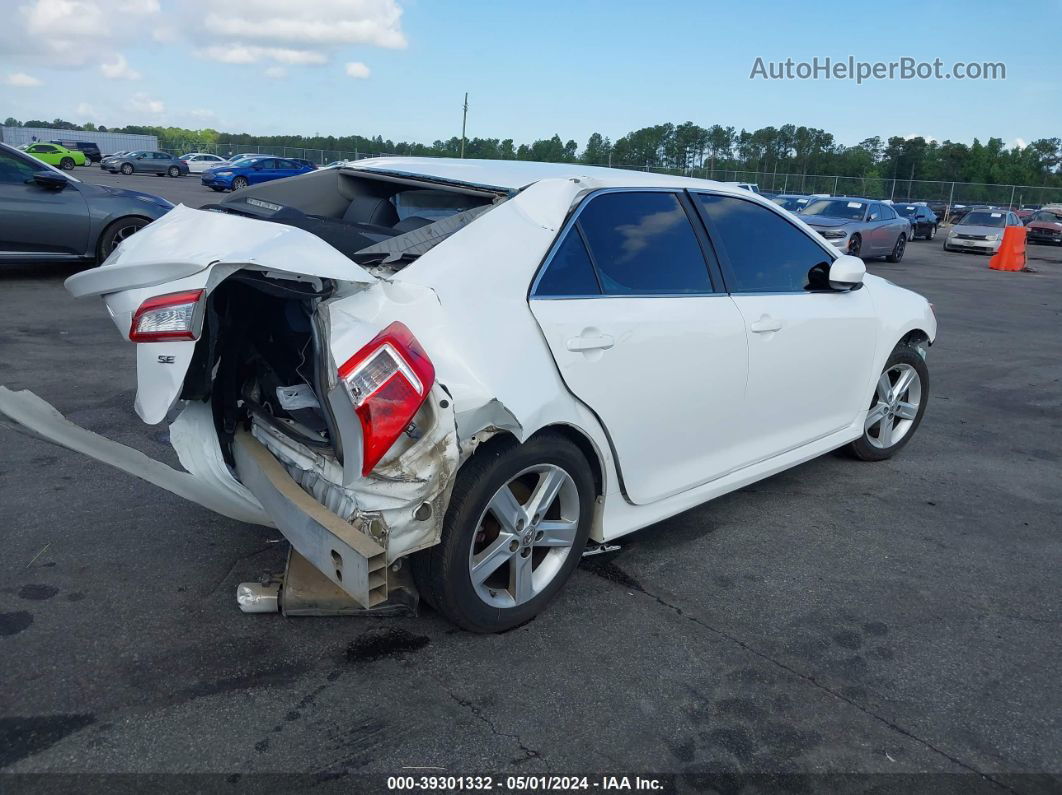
[72, 164, 223, 208]
[1, 176, 1060, 788]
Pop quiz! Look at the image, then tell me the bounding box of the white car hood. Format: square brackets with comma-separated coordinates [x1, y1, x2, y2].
[66, 203, 377, 298]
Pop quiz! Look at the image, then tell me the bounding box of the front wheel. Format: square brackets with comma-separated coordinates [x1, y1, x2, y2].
[847, 345, 929, 461]
[848, 234, 862, 258]
[886, 234, 906, 262]
[96, 216, 149, 261]
[412, 434, 594, 633]
[120, 163, 133, 175]
[167, 166, 179, 177]
[60, 157, 75, 170]
[232, 176, 248, 190]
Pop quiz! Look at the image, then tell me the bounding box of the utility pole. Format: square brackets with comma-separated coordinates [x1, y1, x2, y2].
[460, 92, 468, 159]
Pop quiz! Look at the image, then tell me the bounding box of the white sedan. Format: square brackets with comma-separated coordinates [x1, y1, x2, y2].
[179, 152, 228, 173]
[0, 158, 936, 633]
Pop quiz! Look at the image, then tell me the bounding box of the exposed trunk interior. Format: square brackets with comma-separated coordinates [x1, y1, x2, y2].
[181, 272, 337, 465]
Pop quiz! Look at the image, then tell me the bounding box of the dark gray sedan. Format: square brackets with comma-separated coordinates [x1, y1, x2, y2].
[103, 150, 190, 177]
[799, 197, 911, 261]
[0, 142, 173, 265]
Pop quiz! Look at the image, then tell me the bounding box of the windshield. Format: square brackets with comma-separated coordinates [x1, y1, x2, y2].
[895, 205, 920, 217]
[801, 199, 867, 220]
[771, 196, 810, 211]
[228, 158, 256, 167]
[1033, 210, 1062, 222]
[961, 211, 1006, 227]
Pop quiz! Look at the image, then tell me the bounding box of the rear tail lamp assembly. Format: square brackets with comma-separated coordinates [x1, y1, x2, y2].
[129, 289, 204, 342]
[337, 322, 435, 475]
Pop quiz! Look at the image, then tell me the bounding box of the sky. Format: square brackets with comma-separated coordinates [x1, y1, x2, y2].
[0, 0, 1059, 151]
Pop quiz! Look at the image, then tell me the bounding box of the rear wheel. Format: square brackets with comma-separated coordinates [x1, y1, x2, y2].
[167, 165, 179, 177]
[847, 345, 929, 461]
[96, 216, 149, 261]
[120, 163, 133, 175]
[412, 434, 594, 633]
[60, 157, 75, 170]
[927, 225, 937, 240]
[232, 176, 248, 190]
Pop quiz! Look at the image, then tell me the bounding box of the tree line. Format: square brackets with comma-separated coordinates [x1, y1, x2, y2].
[5, 116, 1060, 189]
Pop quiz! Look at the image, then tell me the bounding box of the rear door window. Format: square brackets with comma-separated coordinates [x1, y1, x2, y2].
[575, 191, 712, 295]
[534, 231, 601, 297]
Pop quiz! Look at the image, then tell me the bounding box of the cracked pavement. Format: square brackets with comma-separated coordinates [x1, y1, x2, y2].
[1, 229, 1060, 784]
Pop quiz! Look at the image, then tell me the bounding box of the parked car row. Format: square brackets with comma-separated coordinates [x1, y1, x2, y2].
[0, 142, 172, 265]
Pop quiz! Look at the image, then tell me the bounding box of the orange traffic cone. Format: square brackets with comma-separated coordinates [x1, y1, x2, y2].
[988, 225, 1027, 272]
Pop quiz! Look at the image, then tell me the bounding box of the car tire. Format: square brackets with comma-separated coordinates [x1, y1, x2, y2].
[96, 216, 150, 262]
[59, 157, 75, 170]
[232, 176, 248, 191]
[886, 234, 906, 262]
[848, 234, 862, 258]
[120, 163, 133, 175]
[847, 344, 929, 462]
[167, 166, 180, 177]
[927, 225, 937, 240]
[411, 433, 594, 633]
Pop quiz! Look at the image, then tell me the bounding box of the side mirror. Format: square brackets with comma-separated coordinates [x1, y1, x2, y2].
[828, 254, 865, 290]
[30, 171, 69, 190]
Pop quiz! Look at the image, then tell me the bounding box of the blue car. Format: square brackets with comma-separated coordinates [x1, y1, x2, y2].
[200, 156, 314, 192]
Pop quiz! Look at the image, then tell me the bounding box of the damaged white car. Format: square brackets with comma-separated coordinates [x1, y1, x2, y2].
[0, 158, 936, 632]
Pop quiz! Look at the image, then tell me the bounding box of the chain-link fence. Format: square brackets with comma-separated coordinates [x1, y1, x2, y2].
[157, 139, 1062, 209]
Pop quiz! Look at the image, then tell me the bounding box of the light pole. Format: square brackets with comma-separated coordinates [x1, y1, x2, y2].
[460, 92, 468, 159]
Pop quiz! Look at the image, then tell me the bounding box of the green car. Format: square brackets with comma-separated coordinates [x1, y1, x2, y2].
[18, 142, 88, 170]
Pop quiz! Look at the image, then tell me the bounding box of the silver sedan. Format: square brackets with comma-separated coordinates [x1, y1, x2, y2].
[799, 198, 911, 261]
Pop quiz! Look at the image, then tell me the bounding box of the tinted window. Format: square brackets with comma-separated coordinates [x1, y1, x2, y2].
[0, 149, 41, 184]
[577, 192, 711, 295]
[697, 194, 831, 293]
[535, 231, 601, 297]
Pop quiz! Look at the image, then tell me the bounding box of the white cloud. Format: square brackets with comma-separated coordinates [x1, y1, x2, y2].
[3, 72, 42, 87]
[263, 66, 287, 79]
[196, 44, 327, 65]
[5, 0, 161, 67]
[345, 61, 370, 79]
[200, 0, 406, 49]
[904, 133, 937, 144]
[76, 102, 96, 116]
[100, 53, 140, 80]
[1013, 138, 1027, 150]
[127, 92, 165, 114]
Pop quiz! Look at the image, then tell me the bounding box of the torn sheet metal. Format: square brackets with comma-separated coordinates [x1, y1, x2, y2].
[0, 387, 269, 526]
[251, 387, 461, 564]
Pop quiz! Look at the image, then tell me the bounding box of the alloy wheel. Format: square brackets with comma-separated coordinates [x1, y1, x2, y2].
[893, 236, 906, 260]
[865, 363, 922, 449]
[467, 464, 580, 608]
[108, 221, 146, 254]
[849, 236, 862, 257]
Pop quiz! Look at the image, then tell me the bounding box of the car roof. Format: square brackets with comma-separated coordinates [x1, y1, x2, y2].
[342, 156, 759, 193]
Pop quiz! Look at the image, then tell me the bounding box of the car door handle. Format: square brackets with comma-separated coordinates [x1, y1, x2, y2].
[750, 316, 782, 334]
[566, 333, 615, 352]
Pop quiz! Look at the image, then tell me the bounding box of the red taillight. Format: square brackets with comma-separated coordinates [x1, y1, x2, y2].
[129, 289, 204, 342]
[337, 322, 435, 475]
